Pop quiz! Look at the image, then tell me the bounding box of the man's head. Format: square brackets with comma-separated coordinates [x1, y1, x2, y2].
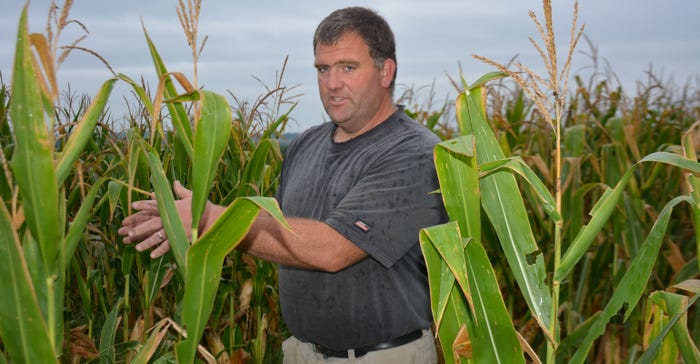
[313, 7, 397, 92]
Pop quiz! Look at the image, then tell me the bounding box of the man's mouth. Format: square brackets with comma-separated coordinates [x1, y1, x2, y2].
[328, 96, 347, 105]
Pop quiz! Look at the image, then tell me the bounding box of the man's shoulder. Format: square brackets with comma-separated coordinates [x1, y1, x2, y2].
[286, 122, 333, 152]
[295, 122, 332, 140]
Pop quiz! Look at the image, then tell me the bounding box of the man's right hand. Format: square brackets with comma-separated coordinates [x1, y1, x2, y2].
[118, 180, 205, 259]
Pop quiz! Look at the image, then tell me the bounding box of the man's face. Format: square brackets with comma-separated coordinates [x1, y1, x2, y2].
[314, 31, 393, 134]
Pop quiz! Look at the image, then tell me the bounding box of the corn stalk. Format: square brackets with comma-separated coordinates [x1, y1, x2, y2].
[0, 5, 115, 362]
[425, 65, 700, 361]
[124, 20, 293, 362]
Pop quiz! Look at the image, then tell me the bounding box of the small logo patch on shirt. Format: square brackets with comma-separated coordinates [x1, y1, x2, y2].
[354, 218, 371, 233]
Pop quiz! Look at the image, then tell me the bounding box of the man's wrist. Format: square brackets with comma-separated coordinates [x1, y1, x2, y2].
[200, 202, 225, 234]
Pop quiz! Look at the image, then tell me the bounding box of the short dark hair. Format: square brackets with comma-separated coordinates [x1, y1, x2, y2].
[313, 7, 397, 91]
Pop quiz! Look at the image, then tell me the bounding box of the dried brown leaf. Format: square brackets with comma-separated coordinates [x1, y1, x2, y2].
[205, 330, 232, 364]
[235, 278, 254, 320]
[29, 33, 58, 102]
[453, 325, 472, 359]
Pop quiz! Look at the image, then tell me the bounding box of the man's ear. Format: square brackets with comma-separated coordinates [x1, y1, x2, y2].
[380, 58, 396, 88]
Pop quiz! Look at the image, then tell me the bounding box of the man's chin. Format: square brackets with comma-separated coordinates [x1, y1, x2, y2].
[326, 111, 348, 124]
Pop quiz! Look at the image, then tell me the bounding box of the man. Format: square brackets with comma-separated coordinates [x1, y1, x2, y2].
[120, 7, 445, 363]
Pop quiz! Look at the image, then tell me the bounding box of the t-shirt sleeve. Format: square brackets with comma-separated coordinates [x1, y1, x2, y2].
[324, 143, 444, 268]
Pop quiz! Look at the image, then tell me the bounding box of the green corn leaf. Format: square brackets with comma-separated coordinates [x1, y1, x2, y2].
[463, 237, 526, 364]
[0, 352, 7, 364]
[98, 298, 123, 364]
[569, 195, 693, 364]
[20, 221, 65, 353]
[420, 224, 472, 364]
[55, 78, 116, 185]
[64, 178, 107, 267]
[689, 178, 700, 272]
[421, 222, 525, 363]
[644, 291, 700, 364]
[0, 201, 57, 363]
[505, 89, 527, 124]
[420, 227, 457, 330]
[142, 143, 189, 274]
[9, 5, 60, 274]
[606, 117, 625, 143]
[251, 312, 269, 364]
[442, 292, 472, 364]
[419, 224, 461, 332]
[107, 179, 123, 220]
[144, 257, 170, 308]
[555, 171, 633, 281]
[238, 138, 280, 197]
[557, 311, 600, 359]
[261, 105, 296, 140]
[175, 196, 288, 364]
[562, 125, 586, 243]
[70, 261, 93, 324]
[142, 25, 194, 159]
[564, 124, 586, 157]
[640, 151, 700, 173]
[682, 124, 698, 162]
[456, 86, 552, 339]
[638, 294, 700, 364]
[429, 135, 480, 363]
[434, 135, 481, 239]
[164, 90, 200, 103]
[480, 157, 561, 222]
[11, 9, 66, 353]
[556, 151, 700, 281]
[431, 134, 520, 363]
[637, 152, 700, 173]
[22, 228, 46, 317]
[470, 71, 509, 90]
[125, 130, 152, 197]
[644, 292, 680, 363]
[661, 292, 700, 364]
[191, 91, 232, 236]
[116, 73, 154, 115]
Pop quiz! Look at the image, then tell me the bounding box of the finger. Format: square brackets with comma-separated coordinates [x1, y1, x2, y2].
[131, 199, 159, 212]
[174, 180, 193, 199]
[120, 210, 159, 232]
[135, 230, 166, 252]
[150, 240, 171, 259]
[123, 217, 163, 244]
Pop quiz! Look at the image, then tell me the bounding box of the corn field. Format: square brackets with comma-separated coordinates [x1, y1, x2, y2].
[1, 1, 698, 363]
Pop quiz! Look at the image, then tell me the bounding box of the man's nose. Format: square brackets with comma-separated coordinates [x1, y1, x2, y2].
[325, 68, 343, 90]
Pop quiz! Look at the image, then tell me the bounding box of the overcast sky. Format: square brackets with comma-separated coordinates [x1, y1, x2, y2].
[1, 0, 698, 132]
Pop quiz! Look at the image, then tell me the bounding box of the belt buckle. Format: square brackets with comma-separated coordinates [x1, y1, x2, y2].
[313, 344, 350, 359]
[312, 329, 423, 359]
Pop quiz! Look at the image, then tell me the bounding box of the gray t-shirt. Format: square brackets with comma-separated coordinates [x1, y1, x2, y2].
[276, 109, 446, 350]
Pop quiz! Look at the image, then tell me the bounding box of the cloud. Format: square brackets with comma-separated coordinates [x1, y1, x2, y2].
[1, 0, 698, 132]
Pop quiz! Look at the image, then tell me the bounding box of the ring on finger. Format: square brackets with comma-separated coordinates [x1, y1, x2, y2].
[157, 231, 164, 241]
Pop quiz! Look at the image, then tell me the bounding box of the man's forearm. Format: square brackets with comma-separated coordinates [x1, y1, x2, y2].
[237, 215, 367, 272]
[199, 202, 368, 272]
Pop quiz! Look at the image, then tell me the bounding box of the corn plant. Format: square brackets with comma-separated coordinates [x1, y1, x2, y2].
[0, 2, 295, 363]
[0, 5, 116, 363]
[423, 74, 700, 364]
[422, 1, 700, 363]
[109, 2, 295, 362]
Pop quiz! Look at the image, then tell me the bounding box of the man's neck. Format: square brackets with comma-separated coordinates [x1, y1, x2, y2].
[333, 103, 397, 143]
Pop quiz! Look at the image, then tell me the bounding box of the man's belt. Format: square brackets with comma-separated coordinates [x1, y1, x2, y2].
[313, 329, 423, 358]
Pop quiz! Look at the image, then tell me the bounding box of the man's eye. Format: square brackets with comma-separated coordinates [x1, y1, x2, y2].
[316, 66, 329, 73]
[343, 65, 355, 72]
